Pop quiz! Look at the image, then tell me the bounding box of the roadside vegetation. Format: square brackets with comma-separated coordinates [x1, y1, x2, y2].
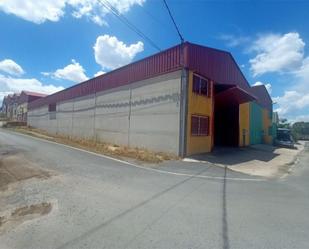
[8, 126, 178, 164]
[278, 119, 309, 141]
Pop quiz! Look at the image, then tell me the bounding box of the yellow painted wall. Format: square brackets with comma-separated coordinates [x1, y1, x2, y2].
[186, 71, 214, 156]
[239, 102, 250, 146]
[262, 109, 273, 144]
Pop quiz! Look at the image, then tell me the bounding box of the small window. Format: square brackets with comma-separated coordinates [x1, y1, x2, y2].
[193, 74, 209, 96]
[191, 115, 209, 136]
[48, 103, 56, 120]
[48, 103, 56, 112]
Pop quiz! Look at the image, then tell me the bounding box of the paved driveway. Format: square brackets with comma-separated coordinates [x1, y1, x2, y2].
[0, 129, 309, 249]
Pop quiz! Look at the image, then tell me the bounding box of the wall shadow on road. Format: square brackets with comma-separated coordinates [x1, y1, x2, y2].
[189, 146, 279, 166]
[55, 165, 214, 249]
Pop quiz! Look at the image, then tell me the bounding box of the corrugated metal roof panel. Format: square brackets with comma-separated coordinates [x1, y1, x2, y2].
[29, 42, 270, 110]
[184, 43, 250, 91]
[250, 85, 273, 111]
[29, 44, 182, 109]
[18, 91, 47, 104]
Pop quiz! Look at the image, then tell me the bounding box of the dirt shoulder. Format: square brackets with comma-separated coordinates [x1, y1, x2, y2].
[0, 145, 55, 233]
[8, 127, 178, 164]
[0, 146, 52, 191]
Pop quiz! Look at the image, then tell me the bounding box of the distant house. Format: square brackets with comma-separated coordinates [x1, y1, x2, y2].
[4, 94, 20, 120]
[1, 96, 9, 117]
[1, 91, 47, 122]
[17, 91, 47, 122]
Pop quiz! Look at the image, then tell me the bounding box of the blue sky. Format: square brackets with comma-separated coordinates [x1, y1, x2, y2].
[0, 0, 309, 122]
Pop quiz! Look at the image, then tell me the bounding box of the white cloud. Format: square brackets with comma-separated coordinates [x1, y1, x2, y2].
[107, 0, 144, 13]
[0, 91, 14, 104]
[53, 59, 88, 83]
[249, 32, 305, 76]
[41, 72, 51, 77]
[0, 74, 64, 102]
[273, 91, 309, 116]
[253, 81, 272, 94]
[218, 34, 250, 47]
[94, 34, 144, 70]
[0, 59, 24, 76]
[291, 114, 309, 123]
[294, 57, 309, 87]
[90, 15, 108, 26]
[0, 0, 66, 24]
[0, 0, 144, 25]
[247, 32, 309, 122]
[273, 50, 309, 121]
[94, 71, 105, 77]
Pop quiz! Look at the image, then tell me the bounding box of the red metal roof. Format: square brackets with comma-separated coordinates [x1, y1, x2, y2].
[22, 91, 48, 97]
[19, 91, 48, 104]
[28, 42, 267, 110]
[250, 85, 273, 111]
[185, 43, 251, 91]
[215, 86, 256, 104]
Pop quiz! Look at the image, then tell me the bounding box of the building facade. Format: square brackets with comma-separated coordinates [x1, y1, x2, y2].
[1, 91, 47, 122]
[17, 91, 47, 122]
[2, 93, 20, 120]
[27, 42, 275, 156]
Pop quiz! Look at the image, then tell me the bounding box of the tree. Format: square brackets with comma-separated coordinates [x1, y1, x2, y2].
[278, 118, 291, 129]
[292, 122, 309, 140]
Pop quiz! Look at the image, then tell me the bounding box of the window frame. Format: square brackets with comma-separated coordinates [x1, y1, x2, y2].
[192, 74, 210, 97]
[191, 115, 210, 136]
[48, 103, 56, 112]
[48, 103, 57, 120]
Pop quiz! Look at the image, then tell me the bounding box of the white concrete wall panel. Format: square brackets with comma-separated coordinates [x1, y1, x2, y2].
[27, 70, 182, 155]
[129, 71, 181, 153]
[28, 106, 48, 129]
[95, 88, 130, 146]
[71, 94, 96, 139]
[56, 100, 74, 137]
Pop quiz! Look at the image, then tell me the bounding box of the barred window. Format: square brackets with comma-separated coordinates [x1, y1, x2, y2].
[193, 74, 209, 96]
[191, 115, 210, 136]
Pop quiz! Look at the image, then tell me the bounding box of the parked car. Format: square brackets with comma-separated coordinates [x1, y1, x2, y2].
[275, 128, 295, 148]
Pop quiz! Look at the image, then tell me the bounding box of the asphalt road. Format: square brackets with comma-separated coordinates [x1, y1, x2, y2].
[0, 129, 309, 249]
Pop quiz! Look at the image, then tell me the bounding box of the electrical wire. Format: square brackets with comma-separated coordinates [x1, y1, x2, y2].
[97, 0, 162, 51]
[162, 0, 184, 43]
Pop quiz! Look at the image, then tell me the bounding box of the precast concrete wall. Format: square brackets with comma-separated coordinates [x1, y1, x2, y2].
[95, 86, 131, 146]
[28, 106, 49, 130]
[28, 70, 182, 154]
[57, 100, 74, 137]
[72, 94, 96, 139]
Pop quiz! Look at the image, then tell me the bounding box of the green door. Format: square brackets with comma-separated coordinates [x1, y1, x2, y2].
[249, 102, 263, 144]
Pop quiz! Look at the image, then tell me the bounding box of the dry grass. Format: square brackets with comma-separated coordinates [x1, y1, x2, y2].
[11, 126, 178, 164]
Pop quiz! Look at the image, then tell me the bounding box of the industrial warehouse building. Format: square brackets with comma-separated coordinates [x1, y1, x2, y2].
[27, 42, 274, 157]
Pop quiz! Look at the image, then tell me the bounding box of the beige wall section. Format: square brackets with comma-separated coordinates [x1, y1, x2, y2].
[239, 102, 250, 146]
[186, 71, 214, 156]
[262, 108, 273, 144]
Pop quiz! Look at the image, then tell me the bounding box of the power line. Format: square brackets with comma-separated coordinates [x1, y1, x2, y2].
[162, 0, 184, 43]
[97, 0, 162, 51]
